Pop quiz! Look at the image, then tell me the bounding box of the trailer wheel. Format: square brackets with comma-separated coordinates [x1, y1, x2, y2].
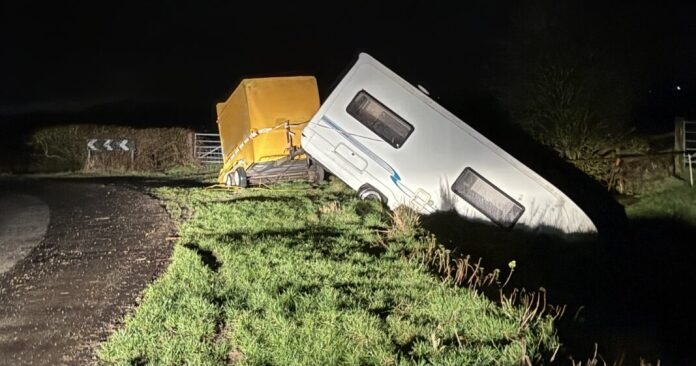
[225, 168, 248, 188]
[357, 184, 387, 205]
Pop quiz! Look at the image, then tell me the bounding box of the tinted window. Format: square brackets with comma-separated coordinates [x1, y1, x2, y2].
[451, 168, 525, 229]
[346, 90, 414, 148]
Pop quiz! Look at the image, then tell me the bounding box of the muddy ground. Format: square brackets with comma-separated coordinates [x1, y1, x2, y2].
[0, 178, 179, 366]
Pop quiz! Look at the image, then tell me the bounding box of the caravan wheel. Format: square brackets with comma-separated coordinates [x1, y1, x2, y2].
[357, 184, 387, 205]
[225, 168, 248, 188]
[312, 162, 325, 184]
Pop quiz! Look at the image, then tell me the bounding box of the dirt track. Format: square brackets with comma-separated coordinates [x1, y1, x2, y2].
[0, 178, 175, 366]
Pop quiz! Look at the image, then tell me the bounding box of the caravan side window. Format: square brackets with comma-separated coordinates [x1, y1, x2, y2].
[451, 168, 525, 229]
[346, 90, 414, 148]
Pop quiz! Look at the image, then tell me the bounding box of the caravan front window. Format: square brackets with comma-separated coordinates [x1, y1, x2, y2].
[346, 90, 413, 148]
[451, 168, 525, 229]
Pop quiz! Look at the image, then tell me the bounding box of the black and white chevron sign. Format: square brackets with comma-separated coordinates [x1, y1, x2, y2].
[87, 139, 133, 152]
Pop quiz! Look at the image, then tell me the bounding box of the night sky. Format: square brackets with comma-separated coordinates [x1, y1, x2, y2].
[2, 1, 695, 132]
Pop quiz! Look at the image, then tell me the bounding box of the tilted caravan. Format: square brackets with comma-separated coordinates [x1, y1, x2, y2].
[301, 53, 596, 234]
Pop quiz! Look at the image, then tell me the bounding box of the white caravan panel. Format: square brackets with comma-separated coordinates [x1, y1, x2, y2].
[302, 53, 596, 234]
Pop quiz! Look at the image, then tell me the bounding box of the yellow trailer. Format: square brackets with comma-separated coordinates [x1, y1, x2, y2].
[216, 76, 324, 186]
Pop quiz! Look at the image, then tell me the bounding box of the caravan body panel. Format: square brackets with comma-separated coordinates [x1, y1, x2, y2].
[302, 53, 596, 234]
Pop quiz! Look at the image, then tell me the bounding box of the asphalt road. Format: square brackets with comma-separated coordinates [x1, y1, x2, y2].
[0, 193, 49, 275]
[0, 178, 174, 366]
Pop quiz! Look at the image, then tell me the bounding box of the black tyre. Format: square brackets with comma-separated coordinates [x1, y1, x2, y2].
[225, 167, 248, 188]
[312, 161, 325, 184]
[357, 184, 387, 204]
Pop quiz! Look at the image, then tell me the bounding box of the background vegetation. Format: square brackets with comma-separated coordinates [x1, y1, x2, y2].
[26, 124, 197, 173]
[486, 1, 677, 196]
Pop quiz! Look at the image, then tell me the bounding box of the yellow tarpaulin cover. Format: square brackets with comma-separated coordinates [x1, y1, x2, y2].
[215, 76, 320, 183]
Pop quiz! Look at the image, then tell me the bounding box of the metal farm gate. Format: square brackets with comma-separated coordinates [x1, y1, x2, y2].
[194, 133, 223, 164]
[675, 118, 696, 185]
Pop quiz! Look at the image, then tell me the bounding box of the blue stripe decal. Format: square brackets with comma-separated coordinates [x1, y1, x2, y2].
[320, 117, 407, 194]
[390, 171, 401, 185]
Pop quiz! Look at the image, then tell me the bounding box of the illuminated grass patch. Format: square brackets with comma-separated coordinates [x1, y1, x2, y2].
[98, 179, 559, 365]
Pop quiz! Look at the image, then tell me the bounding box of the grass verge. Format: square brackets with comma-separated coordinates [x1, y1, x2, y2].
[623, 178, 696, 225]
[98, 178, 561, 365]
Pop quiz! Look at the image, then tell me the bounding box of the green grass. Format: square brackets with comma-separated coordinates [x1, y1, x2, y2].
[623, 178, 696, 224]
[98, 178, 560, 365]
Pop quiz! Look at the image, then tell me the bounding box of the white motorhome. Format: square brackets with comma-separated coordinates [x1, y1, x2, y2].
[301, 53, 596, 234]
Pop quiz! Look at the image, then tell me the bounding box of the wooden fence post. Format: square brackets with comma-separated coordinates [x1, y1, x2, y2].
[675, 117, 685, 179]
[189, 131, 196, 160]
